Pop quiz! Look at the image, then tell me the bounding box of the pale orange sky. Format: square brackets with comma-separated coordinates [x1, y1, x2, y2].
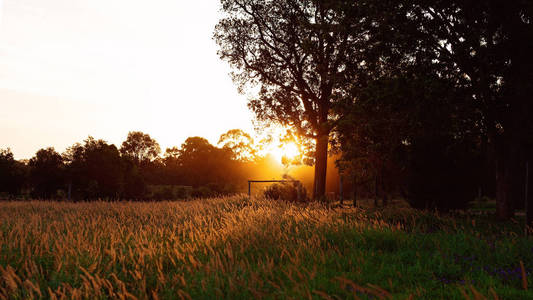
[0, 0, 255, 159]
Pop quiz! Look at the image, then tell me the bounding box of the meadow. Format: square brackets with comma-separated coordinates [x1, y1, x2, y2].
[0, 196, 532, 299]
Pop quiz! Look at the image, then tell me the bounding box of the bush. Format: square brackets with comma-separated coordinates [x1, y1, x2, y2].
[175, 186, 191, 199]
[263, 181, 308, 202]
[192, 186, 213, 198]
[152, 186, 174, 201]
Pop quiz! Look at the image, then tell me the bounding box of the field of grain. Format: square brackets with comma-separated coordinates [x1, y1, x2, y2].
[0, 196, 532, 299]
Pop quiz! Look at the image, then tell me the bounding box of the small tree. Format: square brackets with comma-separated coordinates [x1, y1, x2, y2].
[0, 148, 27, 197]
[218, 129, 258, 162]
[120, 131, 161, 165]
[65, 137, 125, 200]
[29, 148, 65, 199]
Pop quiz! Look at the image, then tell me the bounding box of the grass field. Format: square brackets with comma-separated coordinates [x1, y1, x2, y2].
[0, 196, 532, 299]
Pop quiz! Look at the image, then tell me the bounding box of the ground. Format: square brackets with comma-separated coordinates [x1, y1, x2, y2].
[0, 196, 532, 299]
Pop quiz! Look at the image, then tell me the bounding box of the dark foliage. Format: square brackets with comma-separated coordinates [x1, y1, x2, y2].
[29, 148, 65, 199]
[65, 137, 130, 200]
[406, 137, 481, 210]
[332, 0, 532, 214]
[263, 180, 308, 203]
[0, 149, 27, 197]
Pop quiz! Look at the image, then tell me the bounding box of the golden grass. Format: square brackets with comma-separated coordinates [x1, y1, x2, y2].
[0, 196, 379, 299]
[0, 196, 528, 299]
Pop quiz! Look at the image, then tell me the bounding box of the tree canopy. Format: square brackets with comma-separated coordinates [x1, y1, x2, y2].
[218, 129, 258, 161]
[0, 148, 26, 197]
[120, 131, 161, 165]
[29, 148, 65, 199]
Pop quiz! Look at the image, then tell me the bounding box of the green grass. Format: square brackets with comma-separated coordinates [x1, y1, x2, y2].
[0, 197, 532, 299]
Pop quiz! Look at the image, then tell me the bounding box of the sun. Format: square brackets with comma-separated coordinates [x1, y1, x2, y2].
[272, 142, 300, 164]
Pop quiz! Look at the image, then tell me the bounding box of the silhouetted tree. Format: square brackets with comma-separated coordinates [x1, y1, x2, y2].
[65, 137, 125, 200]
[328, 0, 532, 214]
[215, 0, 371, 199]
[0, 148, 27, 197]
[178, 137, 240, 192]
[161, 147, 183, 185]
[120, 131, 161, 165]
[121, 160, 147, 199]
[29, 148, 65, 199]
[381, 0, 533, 218]
[218, 129, 258, 161]
[336, 72, 482, 210]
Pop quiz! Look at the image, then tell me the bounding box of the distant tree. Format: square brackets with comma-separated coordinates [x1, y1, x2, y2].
[139, 157, 165, 186]
[164, 147, 180, 162]
[121, 160, 147, 200]
[179, 137, 216, 160]
[178, 137, 219, 186]
[29, 148, 65, 199]
[120, 131, 161, 165]
[178, 137, 239, 190]
[0, 148, 27, 197]
[215, 0, 371, 199]
[218, 129, 258, 161]
[161, 147, 183, 185]
[65, 137, 126, 199]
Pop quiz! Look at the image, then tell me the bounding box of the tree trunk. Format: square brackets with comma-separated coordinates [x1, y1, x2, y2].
[495, 137, 517, 220]
[313, 133, 328, 200]
[496, 162, 512, 220]
[524, 159, 533, 226]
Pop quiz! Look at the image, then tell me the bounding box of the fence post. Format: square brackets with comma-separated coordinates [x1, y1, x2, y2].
[248, 181, 251, 198]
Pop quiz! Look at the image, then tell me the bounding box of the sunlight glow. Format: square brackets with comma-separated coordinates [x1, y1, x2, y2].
[272, 142, 300, 165]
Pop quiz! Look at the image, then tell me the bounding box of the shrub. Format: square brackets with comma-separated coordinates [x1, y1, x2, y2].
[192, 186, 213, 198]
[263, 181, 308, 202]
[152, 186, 174, 201]
[175, 186, 191, 199]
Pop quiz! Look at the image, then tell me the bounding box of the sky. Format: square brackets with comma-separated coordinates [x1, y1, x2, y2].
[0, 0, 255, 159]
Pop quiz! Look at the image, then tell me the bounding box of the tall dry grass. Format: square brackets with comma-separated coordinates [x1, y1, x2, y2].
[0, 196, 530, 299]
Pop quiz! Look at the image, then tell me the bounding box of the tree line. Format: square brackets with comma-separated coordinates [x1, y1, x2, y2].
[0, 130, 283, 200]
[215, 0, 533, 222]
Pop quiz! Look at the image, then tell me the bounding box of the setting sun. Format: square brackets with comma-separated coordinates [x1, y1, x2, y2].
[272, 142, 300, 165]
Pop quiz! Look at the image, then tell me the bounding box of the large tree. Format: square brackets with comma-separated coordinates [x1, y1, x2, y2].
[328, 0, 533, 218]
[214, 0, 368, 199]
[358, 0, 533, 218]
